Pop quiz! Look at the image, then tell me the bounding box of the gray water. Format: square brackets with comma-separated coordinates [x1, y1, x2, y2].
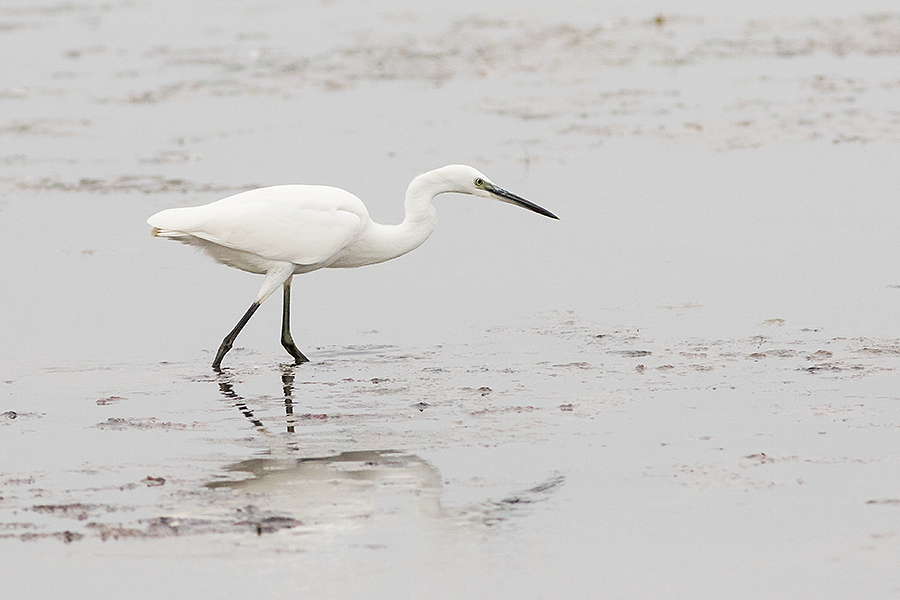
[2, 1, 900, 598]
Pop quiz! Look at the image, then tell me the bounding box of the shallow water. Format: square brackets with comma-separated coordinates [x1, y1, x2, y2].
[2, 1, 900, 598]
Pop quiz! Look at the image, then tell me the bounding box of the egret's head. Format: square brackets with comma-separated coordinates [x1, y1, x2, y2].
[429, 164, 559, 220]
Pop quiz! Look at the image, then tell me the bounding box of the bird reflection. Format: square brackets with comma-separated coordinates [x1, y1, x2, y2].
[207, 449, 445, 522]
[281, 365, 295, 434]
[208, 367, 564, 530]
[210, 367, 446, 521]
[217, 376, 266, 431]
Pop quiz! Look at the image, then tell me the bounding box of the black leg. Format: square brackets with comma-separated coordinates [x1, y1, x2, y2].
[213, 301, 260, 370]
[281, 278, 309, 364]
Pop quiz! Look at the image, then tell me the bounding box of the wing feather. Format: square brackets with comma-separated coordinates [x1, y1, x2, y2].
[147, 185, 368, 266]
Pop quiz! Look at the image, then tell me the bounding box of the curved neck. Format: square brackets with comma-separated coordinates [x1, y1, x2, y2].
[356, 218, 434, 265]
[385, 172, 442, 258]
[376, 176, 438, 260]
[330, 178, 438, 268]
[404, 171, 442, 226]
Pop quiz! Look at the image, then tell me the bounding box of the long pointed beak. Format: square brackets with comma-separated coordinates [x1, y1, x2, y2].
[485, 183, 559, 220]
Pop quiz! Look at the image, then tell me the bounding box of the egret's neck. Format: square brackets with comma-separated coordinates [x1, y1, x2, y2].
[377, 176, 439, 259]
[362, 216, 435, 264]
[406, 172, 452, 229]
[329, 179, 438, 268]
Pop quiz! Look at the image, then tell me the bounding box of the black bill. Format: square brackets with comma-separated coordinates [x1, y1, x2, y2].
[485, 182, 559, 220]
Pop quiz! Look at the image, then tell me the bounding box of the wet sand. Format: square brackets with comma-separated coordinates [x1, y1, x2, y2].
[2, 1, 900, 598]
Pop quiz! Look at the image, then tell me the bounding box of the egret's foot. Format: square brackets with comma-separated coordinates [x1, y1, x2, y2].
[213, 301, 261, 371]
[280, 279, 308, 364]
[212, 343, 231, 371]
[281, 331, 309, 364]
[281, 336, 309, 364]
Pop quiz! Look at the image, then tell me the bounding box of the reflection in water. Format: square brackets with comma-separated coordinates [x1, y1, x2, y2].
[209, 368, 564, 531]
[281, 365, 295, 434]
[211, 370, 445, 522]
[208, 449, 445, 522]
[217, 377, 266, 431]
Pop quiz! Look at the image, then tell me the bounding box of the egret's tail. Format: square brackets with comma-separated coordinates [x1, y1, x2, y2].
[150, 227, 191, 241]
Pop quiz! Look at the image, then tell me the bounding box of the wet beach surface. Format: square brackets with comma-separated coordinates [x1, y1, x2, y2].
[2, 1, 900, 597]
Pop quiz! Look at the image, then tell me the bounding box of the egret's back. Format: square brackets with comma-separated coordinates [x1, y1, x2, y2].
[148, 184, 370, 269]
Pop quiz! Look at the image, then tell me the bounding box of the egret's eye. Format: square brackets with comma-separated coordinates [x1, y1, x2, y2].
[474, 178, 485, 188]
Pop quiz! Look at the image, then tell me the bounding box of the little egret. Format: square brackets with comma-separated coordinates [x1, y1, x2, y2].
[147, 164, 558, 369]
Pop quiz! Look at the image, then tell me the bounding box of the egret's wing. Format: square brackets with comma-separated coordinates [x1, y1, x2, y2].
[148, 185, 368, 266]
[191, 204, 364, 265]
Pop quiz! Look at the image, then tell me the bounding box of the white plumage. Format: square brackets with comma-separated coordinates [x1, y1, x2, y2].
[150, 185, 367, 270]
[147, 164, 558, 369]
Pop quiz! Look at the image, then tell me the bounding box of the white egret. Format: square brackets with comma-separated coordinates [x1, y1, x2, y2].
[147, 164, 558, 369]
